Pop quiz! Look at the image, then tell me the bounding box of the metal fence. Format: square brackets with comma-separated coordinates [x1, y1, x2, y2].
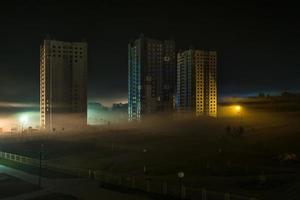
[0, 151, 258, 200]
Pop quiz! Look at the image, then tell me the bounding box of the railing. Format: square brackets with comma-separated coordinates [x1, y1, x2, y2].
[0, 151, 258, 200]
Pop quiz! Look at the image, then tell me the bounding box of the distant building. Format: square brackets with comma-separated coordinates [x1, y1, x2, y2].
[27, 127, 39, 134]
[11, 127, 18, 133]
[89, 102, 109, 112]
[88, 102, 128, 125]
[128, 34, 176, 120]
[40, 38, 88, 131]
[176, 49, 217, 117]
[112, 103, 128, 113]
[112, 103, 128, 122]
[280, 91, 300, 99]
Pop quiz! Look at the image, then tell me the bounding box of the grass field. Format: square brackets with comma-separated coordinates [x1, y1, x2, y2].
[0, 104, 300, 199]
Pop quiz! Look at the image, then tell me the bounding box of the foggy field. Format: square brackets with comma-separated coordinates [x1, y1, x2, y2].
[0, 105, 300, 199]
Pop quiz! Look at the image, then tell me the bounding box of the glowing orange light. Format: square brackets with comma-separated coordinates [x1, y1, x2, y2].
[235, 105, 241, 112]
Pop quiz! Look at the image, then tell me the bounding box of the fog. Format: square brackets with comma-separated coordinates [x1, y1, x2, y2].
[0, 102, 299, 200]
[0, 112, 39, 132]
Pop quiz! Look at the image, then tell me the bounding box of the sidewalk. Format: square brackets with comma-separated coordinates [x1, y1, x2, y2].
[2, 190, 50, 200]
[0, 164, 151, 200]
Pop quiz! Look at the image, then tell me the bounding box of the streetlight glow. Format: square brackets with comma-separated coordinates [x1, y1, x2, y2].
[19, 115, 29, 133]
[235, 105, 241, 113]
[20, 115, 28, 124]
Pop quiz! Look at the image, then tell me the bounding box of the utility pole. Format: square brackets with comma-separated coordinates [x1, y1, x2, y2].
[178, 171, 184, 199]
[143, 148, 147, 174]
[38, 144, 44, 188]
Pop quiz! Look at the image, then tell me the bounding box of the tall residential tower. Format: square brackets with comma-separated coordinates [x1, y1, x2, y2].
[177, 49, 217, 117]
[40, 39, 88, 131]
[128, 35, 176, 120]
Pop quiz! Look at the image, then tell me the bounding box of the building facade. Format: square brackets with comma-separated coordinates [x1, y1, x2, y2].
[177, 49, 217, 117]
[128, 35, 176, 120]
[40, 39, 87, 131]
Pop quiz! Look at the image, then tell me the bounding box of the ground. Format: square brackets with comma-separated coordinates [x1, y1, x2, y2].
[27, 193, 78, 200]
[0, 173, 39, 198]
[0, 103, 300, 199]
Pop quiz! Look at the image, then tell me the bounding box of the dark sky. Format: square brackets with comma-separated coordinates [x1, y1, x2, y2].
[0, 0, 299, 107]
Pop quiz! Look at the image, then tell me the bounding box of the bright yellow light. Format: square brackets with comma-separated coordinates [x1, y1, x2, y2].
[235, 105, 241, 112]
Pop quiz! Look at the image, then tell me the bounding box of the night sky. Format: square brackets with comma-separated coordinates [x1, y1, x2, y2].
[0, 1, 299, 108]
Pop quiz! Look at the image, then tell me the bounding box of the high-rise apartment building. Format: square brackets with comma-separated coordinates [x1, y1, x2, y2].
[40, 39, 87, 130]
[128, 34, 176, 120]
[177, 49, 217, 117]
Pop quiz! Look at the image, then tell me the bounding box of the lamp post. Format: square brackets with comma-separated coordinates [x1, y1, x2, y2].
[178, 171, 184, 199]
[20, 115, 28, 133]
[143, 148, 147, 174]
[39, 143, 44, 188]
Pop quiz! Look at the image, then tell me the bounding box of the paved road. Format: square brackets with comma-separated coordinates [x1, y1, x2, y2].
[0, 164, 151, 200]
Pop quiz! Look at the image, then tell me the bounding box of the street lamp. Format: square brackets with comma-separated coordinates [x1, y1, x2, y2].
[143, 148, 147, 174]
[235, 105, 241, 113]
[178, 171, 184, 199]
[39, 143, 44, 188]
[20, 115, 28, 133]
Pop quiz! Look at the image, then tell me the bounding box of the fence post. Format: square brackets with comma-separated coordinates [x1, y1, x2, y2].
[202, 188, 207, 200]
[88, 169, 92, 178]
[94, 171, 98, 180]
